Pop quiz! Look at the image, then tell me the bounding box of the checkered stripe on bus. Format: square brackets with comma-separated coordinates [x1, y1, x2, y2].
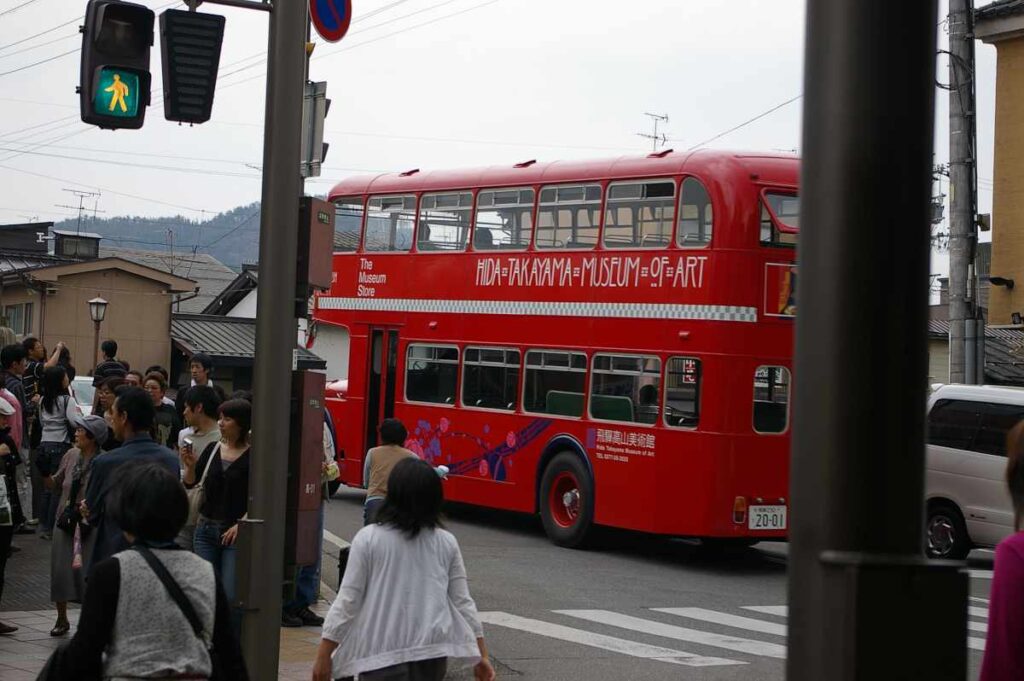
[316, 297, 758, 322]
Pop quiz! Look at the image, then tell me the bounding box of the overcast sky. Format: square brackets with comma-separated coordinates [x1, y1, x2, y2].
[0, 0, 998, 277]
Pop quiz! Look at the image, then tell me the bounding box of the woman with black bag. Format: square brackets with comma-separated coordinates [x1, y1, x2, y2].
[48, 414, 106, 637]
[34, 366, 78, 539]
[49, 462, 248, 680]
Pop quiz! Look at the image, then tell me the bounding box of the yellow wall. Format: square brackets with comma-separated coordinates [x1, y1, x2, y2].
[989, 39, 1024, 323]
[42, 269, 172, 375]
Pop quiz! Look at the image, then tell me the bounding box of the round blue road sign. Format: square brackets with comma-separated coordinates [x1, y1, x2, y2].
[310, 0, 352, 42]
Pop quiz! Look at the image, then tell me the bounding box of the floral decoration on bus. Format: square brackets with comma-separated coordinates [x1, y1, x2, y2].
[405, 417, 553, 482]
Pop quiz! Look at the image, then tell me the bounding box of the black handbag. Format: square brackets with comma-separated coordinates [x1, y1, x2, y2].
[54, 475, 82, 533]
[133, 545, 223, 680]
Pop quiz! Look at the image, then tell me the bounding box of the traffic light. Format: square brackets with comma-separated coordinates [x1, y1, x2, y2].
[79, 0, 154, 130]
[160, 10, 226, 124]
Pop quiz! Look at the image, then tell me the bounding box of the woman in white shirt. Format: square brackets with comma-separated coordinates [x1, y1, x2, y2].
[312, 458, 495, 681]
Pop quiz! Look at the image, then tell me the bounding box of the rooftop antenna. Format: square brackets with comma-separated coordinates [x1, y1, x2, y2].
[56, 188, 102, 235]
[637, 112, 669, 151]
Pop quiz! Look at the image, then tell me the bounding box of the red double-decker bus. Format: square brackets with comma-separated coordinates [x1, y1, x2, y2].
[312, 149, 799, 547]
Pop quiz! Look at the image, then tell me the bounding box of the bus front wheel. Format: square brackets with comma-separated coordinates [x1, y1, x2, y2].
[540, 453, 595, 548]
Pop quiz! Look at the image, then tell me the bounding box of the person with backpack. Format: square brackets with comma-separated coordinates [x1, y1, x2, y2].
[34, 366, 78, 540]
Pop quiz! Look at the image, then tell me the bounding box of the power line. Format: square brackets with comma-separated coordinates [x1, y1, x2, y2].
[679, 94, 804, 151]
[0, 0, 41, 18]
[0, 48, 78, 78]
[0, 15, 80, 52]
[203, 210, 261, 248]
[0, 32, 77, 60]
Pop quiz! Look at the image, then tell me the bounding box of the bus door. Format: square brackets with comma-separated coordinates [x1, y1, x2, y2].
[364, 327, 399, 463]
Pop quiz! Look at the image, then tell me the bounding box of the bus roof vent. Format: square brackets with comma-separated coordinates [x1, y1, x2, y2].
[399, 168, 420, 177]
[647, 148, 674, 159]
[514, 159, 537, 168]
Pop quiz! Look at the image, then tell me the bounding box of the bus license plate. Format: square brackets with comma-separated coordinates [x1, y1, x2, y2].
[748, 505, 787, 530]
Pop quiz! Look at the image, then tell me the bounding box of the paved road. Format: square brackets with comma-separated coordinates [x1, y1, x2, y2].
[324, 486, 989, 680]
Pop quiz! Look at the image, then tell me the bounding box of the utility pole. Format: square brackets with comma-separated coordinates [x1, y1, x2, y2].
[948, 0, 979, 383]
[789, 0, 967, 679]
[238, 0, 306, 678]
[637, 112, 668, 151]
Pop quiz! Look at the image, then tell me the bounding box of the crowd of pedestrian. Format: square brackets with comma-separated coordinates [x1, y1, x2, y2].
[0, 335, 497, 681]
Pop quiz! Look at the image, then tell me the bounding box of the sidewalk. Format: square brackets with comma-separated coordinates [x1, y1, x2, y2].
[0, 528, 342, 680]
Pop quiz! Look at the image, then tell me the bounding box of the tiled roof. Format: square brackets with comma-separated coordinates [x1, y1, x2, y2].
[171, 313, 325, 369]
[0, 250, 74, 274]
[929, 319, 1024, 384]
[977, 0, 1024, 20]
[99, 246, 237, 314]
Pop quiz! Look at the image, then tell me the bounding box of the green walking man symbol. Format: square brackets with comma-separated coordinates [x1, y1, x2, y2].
[105, 73, 129, 113]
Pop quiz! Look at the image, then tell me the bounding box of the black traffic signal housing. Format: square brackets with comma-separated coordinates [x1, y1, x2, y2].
[160, 10, 226, 125]
[79, 0, 154, 130]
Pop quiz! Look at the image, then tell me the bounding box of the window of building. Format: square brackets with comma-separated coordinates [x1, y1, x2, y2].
[334, 198, 363, 252]
[760, 192, 799, 247]
[405, 344, 458, 404]
[523, 350, 587, 417]
[536, 184, 602, 250]
[474, 188, 534, 250]
[3, 303, 32, 337]
[664, 357, 701, 428]
[677, 177, 714, 248]
[753, 366, 790, 434]
[603, 180, 675, 249]
[590, 354, 662, 424]
[462, 347, 520, 410]
[59, 237, 98, 258]
[418, 192, 473, 251]
[365, 195, 416, 252]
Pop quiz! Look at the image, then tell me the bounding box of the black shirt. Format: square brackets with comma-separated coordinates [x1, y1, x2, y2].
[22, 361, 43, 415]
[57, 552, 249, 680]
[92, 359, 127, 387]
[191, 442, 250, 526]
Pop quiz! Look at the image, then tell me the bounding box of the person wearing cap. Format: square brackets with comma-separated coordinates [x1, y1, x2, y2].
[48, 414, 107, 637]
[0, 395, 24, 635]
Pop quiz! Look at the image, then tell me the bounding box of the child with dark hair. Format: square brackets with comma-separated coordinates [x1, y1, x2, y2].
[361, 418, 416, 525]
[313, 458, 494, 681]
[54, 463, 248, 679]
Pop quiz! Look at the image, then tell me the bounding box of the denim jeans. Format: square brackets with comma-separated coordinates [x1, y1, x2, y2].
[285, 501, 325, 612]
[194, 518, 240, 633]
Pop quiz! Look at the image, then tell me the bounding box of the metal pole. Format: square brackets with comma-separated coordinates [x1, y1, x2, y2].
[789, 1, 968, 680]
[92, 320, 100, 371]
[948, 0, 975, 383]
[239, 0, 306, 676]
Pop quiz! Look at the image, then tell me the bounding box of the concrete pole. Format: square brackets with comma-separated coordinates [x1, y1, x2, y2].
[789, 1, 968, 679]
[948, 0, 975, 383]
[239, 0, 306, 677]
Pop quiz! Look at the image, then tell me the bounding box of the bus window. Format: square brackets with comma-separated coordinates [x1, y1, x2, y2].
[418, 192, 473, 252]
[677, 177, 713, 248]
[664, 357, 701, 428]
[462, 347, 521, 411]
[760, 192, 799, 247]
[603, 180, 675, 249]
[365, 195, 416, 252]
[753, 366, 791, 434]
[406, 344, 459, 405]
[590, 354, 661, 425]
[474, 188, 534, 250]
[536, 184, 602, 250]
[523, 350, 587, 417]
[334, 197, 363, 252]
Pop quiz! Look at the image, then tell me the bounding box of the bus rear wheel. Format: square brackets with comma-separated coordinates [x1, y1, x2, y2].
[540, 453, 595, 548]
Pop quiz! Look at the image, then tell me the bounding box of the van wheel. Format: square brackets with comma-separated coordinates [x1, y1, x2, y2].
[926, 503, 971, 560]
[540, 453, 595, 548]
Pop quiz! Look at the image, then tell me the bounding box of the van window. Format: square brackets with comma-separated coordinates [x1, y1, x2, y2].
[974, 402, 1024, 456]
[927, 399, 980, 450]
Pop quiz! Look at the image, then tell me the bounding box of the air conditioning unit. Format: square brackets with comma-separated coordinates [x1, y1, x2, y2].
[44, 286, 58, 296]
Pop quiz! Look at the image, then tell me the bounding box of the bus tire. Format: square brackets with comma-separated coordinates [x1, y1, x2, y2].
[540, 452, 595, 548]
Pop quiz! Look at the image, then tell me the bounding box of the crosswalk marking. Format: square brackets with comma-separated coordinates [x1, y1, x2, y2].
[743, 605, 788, 617]
[969, 596, 989, 605]
[555, 609, 787, 659]
[654, 608, 787, 636]
[969, 606, 988, 619]
[478, 612, 743, 667]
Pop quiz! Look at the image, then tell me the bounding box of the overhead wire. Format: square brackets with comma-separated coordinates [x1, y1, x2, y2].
[679, 94, 804, 151]
[0, 0, 40, 18]
[0, 32, 78, 60]
[0, 15, 79, 52]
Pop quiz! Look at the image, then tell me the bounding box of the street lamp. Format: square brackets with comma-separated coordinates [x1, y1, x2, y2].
[88, 296, 108, 370]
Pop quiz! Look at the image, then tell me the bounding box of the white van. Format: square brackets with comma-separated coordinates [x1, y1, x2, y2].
[925, 384, 1021, 559]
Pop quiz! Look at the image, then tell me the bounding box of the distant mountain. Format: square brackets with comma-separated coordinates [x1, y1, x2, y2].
[54, 202, 262, 270]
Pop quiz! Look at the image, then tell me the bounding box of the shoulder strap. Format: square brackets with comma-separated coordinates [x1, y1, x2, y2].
[198, 443, 220, 486]
[133, 545, 206, 641]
